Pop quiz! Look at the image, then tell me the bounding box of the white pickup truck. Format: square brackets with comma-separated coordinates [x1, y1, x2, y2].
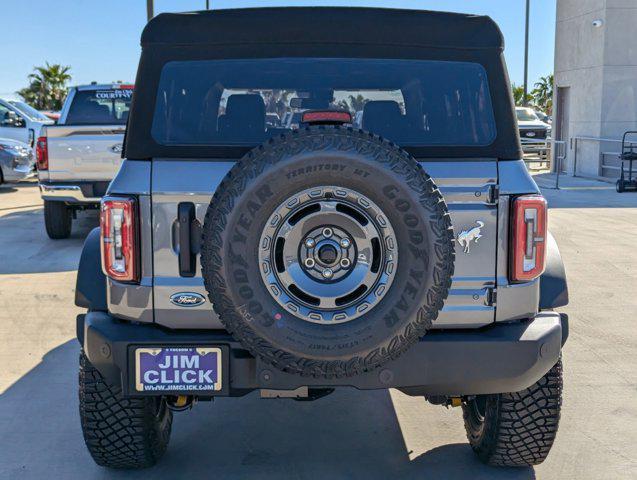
[37, 83, 133, 239]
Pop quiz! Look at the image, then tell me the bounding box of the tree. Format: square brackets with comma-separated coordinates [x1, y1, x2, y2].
[532, 74, 554, 114]
[511, 83, 534, 107]
[17, 63, 72, 111]
[336, 94, 368, 112]
[347, 94, 367, 112]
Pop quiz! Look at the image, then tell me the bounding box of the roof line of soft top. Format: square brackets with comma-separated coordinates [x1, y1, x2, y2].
[141, 7, 504, 50]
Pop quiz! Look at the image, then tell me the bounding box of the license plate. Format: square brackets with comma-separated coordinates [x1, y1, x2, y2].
[135, 347, 222, 392]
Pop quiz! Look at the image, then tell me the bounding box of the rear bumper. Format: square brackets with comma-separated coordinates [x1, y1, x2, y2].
[39, 181, 109, 203]
[78, 311, 566, 398]
[1, 156, 35, 182]
[2, 165, 35, 182]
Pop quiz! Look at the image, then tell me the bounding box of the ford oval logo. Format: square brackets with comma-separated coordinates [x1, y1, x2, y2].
[525, 131, 536, 137]
[170, 292, 206, 307]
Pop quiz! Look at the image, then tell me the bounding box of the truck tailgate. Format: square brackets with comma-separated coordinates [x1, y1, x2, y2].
[46, 125, 125, 182]
[150, 159, 498, 330]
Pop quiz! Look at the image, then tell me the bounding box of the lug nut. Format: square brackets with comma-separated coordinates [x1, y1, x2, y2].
[322, 227, 333, 238]
[304, 258, 315, 268]
[322, 268, 333, 279]
[340, 258, 351, 269]
[340, 238, 351, 248]
[305, 238, 315, 248]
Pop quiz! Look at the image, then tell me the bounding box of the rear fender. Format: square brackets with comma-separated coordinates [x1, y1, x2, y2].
[75, 227, 106, 311]
[539, 232, 569, 309]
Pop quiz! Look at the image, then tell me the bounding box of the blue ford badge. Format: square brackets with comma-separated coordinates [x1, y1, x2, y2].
[170, 292, 206, 307]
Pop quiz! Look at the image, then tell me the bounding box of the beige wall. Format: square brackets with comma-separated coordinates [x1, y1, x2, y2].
[554, 0, 637, 177]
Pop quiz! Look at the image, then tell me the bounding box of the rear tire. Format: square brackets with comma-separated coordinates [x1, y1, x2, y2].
[462, 358, 563, 467]
[44, 200, 72, 239]
[79, 352, 172, 469]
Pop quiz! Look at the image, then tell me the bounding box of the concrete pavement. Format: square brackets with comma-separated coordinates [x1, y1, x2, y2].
[0, 177, 636, 479]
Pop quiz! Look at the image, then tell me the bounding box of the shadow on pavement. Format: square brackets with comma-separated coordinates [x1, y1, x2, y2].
[0, 185, 18, 194]
[533, 173, 637, 209]
[0, 179, 38, 193]
[0, 208, 97, 274]
[0, 340, 535, 480]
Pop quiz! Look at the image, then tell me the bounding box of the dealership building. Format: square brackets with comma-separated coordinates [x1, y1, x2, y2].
[554, 0, 637, 178]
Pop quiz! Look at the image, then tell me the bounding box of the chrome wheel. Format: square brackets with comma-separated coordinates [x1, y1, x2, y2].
[259, 186, 398, 324]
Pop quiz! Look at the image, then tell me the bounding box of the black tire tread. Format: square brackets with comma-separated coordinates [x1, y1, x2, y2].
[44, 200, 72, 239]
[462, 359, 563, 467]
[200, 126, 455, 378]
[78, 352, 172, 469]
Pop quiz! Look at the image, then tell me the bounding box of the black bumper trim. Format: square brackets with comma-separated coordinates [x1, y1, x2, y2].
[79, 311, 564, 397]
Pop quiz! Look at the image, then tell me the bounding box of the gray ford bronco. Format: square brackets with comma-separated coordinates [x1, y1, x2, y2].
[75, 7, 569, 469]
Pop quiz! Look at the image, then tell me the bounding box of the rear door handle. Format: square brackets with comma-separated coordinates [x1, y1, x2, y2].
[177, 203, 201, 277]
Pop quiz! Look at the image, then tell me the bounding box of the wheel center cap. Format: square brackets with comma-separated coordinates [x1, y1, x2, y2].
[318, 245, 338, 264]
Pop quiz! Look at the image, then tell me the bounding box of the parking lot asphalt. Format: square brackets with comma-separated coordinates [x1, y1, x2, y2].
[1, 178, 636, 479]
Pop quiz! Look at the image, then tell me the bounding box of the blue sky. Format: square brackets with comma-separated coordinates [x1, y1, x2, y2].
[0, 0, 556, 101]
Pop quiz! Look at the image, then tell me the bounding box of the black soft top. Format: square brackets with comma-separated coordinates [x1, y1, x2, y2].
[125, 7, 521, 160]
[142, 7, 504, 50]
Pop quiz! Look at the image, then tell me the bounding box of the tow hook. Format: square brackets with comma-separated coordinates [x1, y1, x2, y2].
[425, 395, 466, 408]
[167, 395, 195, 411]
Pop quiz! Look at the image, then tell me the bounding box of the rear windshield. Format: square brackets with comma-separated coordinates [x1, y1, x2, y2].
[66, 88, 133, 125]
[151, 58, 496, 147]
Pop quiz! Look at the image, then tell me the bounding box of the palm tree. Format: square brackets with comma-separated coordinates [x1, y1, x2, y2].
[17, 63, 72, 111]
[532, 74, 554, 114]
[347, 94, 367, 112]
[511, 83, 534, 107]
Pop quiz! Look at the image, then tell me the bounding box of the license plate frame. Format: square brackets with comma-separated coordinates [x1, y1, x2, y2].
[132, 345, 226, 395]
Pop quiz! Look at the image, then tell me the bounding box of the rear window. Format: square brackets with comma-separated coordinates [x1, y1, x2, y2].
[66, 88, 133, 125]
[151, 58, 496, 147]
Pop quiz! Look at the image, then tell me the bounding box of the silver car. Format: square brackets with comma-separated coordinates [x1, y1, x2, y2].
[0, 138, 34, 183]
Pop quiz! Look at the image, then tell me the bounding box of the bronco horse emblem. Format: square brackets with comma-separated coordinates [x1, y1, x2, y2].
[457, 221, 485, 254]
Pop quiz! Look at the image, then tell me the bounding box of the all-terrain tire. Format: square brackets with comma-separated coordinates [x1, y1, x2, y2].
[44, 200, 72, 239]
[201, 126, 455, 379]
[462, 358, 563, 467]
[79, 352, 172, 469]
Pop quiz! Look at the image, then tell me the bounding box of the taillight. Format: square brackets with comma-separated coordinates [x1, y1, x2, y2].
[36, 136, 48, 170]
[100, 197, 138, 282]
[301, 110, 352, 125]
[510, 195, 547, 282]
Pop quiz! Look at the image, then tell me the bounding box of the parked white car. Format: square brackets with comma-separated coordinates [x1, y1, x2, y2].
[0, 98, 53, 148]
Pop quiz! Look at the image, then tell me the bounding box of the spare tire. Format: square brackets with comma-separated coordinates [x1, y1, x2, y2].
[201, 126, 455, 378]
